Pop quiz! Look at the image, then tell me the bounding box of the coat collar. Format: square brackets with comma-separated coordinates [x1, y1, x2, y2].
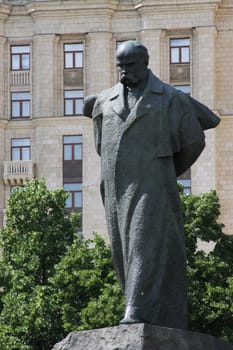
[108, 70, 164, 122]
[109, 70, 164, 102]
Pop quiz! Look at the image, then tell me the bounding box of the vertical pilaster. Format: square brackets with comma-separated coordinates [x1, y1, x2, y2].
[86, 32, 112, 94]
[32, 34, 58, 118]
[0, 35, 7, 227]
[192, 26, 217, 108]
[0, 120, 7, 228]
[191, 26, 217, 194]
[0, 36, 6, 120]
[83, 32, 111, 237]
[139, 29, 163, 77]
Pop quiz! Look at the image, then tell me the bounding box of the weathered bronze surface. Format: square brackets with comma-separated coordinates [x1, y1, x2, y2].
[83, 41, 220, 329]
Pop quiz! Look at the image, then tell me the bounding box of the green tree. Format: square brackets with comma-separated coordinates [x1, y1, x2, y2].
[0, 179, 123, 350]
[50, 188, 233, 342]
[0, 180, 232, 349]
[50, 233, 124, 332]
[0, 179, 79, 350]
[181, 190, 233, 342]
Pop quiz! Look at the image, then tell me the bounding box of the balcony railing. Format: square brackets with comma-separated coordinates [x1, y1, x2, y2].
[10, 70, 30, 87]
[3, 161, 35, 185]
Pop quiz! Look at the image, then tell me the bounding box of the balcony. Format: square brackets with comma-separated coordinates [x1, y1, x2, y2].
[3, 161, 35, 185]
[10, 70, 30, 87]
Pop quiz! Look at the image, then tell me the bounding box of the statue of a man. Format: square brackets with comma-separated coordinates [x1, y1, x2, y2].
[84, 41, 220, 329]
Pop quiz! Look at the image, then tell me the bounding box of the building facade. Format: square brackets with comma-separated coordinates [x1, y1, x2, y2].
[0, 0, 232, 236]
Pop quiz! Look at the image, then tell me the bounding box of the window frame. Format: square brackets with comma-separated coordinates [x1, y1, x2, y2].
[63, 135, 83, 161]
[64, 43, 83, 69]
[64, 183, 82, 210]
[170, 38, 190, 64]
[174, 85, 191, 95]
[177, 179, 191, 195]
[11, 138, 31, 161]
[10, 186, 25, 194]
[11, 45, 30, 71]
[11, 92, 30, 119]
[64, 90, 84, 116]
[177, 168, 191, 194]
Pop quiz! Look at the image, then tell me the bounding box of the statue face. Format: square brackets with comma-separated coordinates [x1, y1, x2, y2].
[116, 45, 148, 88]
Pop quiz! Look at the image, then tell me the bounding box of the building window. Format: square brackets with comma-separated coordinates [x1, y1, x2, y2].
[63, 135, 83, 227]
[11, 138, 31, 161]
[64, 183, 82, 209]
[170, 38, 190, 64]
[10, 186, 24, 194]
[11, 92, 30, 118]
[64, 90, 84, 116]
[116, 40, 126, 50]
[63, 135, 82, 184]
[177, 179, 191, 195]
[64, 43, 83, 69]
[11, 45, 30, 70]
[63, 135, 82, 161]
[174, 85, 191, 95]
[177, 168, 191, 194]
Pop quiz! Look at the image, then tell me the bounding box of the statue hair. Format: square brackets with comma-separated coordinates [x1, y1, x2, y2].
[116, 40, 149, 66]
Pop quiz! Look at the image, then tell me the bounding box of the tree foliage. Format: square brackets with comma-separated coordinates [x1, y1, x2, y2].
[49, 234, 124, 332]
[0, 180, 232, 349]
[181, 190, 233, 342]
[0, 179, 123, 350]
[0, 179, 79, 350]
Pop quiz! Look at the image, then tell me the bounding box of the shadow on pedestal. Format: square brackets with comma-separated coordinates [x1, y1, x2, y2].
[52, 323, 233, 350]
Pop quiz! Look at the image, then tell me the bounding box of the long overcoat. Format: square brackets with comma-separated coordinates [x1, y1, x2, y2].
[91, 71, 219, 329]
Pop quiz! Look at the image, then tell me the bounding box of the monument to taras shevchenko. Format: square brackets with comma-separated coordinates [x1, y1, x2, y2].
[83, 41, 220, 329]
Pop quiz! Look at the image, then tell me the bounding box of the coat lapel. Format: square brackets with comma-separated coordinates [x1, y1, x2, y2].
[107, 71, 175, 158]
[109, 83, 129, 119]
[109, 71, 164, 128]
[125, 71, 164, 129]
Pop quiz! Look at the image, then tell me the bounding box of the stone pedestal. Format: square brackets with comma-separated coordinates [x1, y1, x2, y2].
[52, 323, 233, 350]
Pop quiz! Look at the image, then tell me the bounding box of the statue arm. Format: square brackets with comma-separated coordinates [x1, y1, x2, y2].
[83, 95, 98, 118]
[82, 94, 103, 155]
[169, 93, 206, 177]
[92, 95, 103, 156]
[93, 115, 102, 156]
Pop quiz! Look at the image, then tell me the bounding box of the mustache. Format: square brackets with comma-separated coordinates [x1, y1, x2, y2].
[120, 73, 138, 86]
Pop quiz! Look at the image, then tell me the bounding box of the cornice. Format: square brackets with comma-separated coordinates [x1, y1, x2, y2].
[217, 114, 233, 120]
[4, 117, 89, 130]
[2, 0, 118, 4]
[0, 0, 120, 20]
[0, 119, 8, 128]
[219, 0, 233, 8]
[0, 3, 11, 21]
[6, 119, 34, 129]
[132, 0, 221, 6]
[32, 116, 91, 127]
[25, 0, 119, 17]
[2, 0, 227, 20]
[133, 0, 222, 14]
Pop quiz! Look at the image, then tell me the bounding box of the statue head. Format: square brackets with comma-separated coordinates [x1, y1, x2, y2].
[116, 41, 149, 88]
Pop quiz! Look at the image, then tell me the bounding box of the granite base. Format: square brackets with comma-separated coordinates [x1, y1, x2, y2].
[52, 323, 233, 350]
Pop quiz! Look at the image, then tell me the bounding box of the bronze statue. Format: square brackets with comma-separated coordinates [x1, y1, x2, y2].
[83, 41, 220, 329]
